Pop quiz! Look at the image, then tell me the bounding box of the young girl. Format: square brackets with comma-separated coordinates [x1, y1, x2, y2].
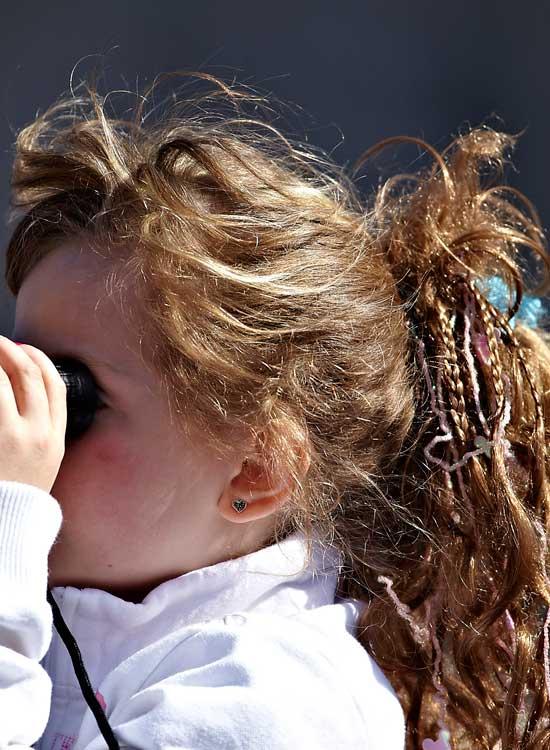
[0, 72, 548, 750]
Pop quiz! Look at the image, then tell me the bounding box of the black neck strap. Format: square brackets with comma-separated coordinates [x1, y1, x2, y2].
[46, 589, 120, 749]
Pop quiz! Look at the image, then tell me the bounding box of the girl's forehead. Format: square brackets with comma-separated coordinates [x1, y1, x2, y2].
[21, 241, 117, 291]
[17, 251, 119, 330]
[14, 243, 144, 377]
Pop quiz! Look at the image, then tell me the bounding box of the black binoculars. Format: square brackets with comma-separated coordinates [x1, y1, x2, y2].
[52, 357, 102, 445]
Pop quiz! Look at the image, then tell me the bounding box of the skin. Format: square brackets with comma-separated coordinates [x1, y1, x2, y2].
[12, 240, 306, 603]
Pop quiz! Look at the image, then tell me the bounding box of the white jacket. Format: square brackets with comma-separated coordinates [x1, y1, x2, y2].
[0, 480, 405, 749]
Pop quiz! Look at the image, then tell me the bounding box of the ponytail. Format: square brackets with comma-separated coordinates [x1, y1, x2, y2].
[346, 127, 550, 748]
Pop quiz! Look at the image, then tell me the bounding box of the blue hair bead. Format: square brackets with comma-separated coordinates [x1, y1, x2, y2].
[477, 276, 546, 330]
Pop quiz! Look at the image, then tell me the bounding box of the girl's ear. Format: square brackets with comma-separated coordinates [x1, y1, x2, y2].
[217, 455, 291, 523]
[217, 447, 310, 524]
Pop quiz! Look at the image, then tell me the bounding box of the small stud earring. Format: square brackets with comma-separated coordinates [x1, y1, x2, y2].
[232, 498, 247, 513]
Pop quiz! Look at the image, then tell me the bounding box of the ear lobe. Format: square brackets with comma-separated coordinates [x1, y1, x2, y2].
[219, 467, 292, 524]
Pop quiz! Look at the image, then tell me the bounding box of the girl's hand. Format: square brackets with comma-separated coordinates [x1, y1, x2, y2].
[0, 336, 67, 493]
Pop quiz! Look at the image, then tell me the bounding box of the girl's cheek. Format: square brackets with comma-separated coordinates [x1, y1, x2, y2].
[62, 420, 133, 477]
[91, 434, 127, 466]
[89, 433, 140, 480]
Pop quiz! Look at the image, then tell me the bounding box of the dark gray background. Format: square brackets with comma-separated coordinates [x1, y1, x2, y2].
[1, 1, 549, 333]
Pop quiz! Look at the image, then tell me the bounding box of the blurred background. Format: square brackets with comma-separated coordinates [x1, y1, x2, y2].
[1, 0, 549, 332]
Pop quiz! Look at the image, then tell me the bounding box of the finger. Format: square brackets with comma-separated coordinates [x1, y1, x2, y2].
[0, 356, 19, 422]
[0, 335, 50, 422]
[13, 341, 67, 432]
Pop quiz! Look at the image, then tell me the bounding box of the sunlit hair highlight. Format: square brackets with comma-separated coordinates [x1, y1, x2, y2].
[4, 72, 550, 748]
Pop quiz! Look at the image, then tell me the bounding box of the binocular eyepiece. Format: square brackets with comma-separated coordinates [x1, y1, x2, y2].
[52, 357, 102, 445]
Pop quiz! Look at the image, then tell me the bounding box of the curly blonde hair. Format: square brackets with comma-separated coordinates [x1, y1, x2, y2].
[4, 72, 550, 749]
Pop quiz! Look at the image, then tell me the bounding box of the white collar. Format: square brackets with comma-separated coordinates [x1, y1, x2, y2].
[49, 530, 344, 632]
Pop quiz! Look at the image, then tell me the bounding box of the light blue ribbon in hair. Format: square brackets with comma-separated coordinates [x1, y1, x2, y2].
[478, 275, 546, 329]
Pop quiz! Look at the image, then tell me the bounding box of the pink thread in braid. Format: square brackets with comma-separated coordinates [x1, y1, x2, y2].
[417, 339, 475, 523]
[422, 729, 452, 749]
[377, 574, 452, 748]
[417, 339, 454, 478]
[424, 587, 452, 748]
[417, 337, 467, 476]
[418, 336, 512, 475]
[495, 374, 513, 460]
[463, 289, 490, 437]
[377, 575, 430, 649]
[544, 607, 550, 705]
[473, 330, 491, 366]
[494, 609, 517, 664]
[532, 518, 550, 705]
[504, 609, 517, 650]
[435, 367, 474, 519]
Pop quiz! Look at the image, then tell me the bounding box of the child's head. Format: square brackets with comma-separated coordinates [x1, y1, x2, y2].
[4, 72, 550, 747]
[12, 238, 289, 602]
[6, 73, 413, 601]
